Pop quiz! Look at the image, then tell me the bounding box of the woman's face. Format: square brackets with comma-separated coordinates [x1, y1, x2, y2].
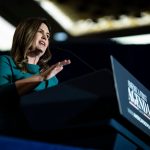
[30, 23, 50, 56]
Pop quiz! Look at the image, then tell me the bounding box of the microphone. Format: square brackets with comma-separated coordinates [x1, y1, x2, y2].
[53, 47, 96, 72]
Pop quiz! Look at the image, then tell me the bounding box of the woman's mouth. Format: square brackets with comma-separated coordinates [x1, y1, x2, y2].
[39, 40, 46, 46]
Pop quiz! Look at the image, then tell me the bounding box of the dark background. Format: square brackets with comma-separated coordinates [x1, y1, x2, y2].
[0, 1, 150, 149]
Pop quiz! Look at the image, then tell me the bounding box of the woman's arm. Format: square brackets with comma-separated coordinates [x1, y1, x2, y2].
[15, 74, 44, 96]
[15, 64, 62, 95]
[0, 55, 71, 96]
[15, 59, 71, 95]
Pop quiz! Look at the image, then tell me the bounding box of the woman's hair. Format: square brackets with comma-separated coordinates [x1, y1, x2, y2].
[10, 17, 52, 72]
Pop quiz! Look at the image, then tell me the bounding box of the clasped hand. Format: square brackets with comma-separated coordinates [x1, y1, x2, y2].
[40, 59, 71, 80]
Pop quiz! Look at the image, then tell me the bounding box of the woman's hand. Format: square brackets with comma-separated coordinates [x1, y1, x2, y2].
[15, 59, 71, 95]
[40, 59, 71, 80]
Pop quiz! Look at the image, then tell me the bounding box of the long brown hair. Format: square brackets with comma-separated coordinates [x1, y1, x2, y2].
[10, 17, 52, 72]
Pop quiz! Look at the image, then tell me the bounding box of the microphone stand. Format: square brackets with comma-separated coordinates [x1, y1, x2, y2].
[54, 47, 96, 72]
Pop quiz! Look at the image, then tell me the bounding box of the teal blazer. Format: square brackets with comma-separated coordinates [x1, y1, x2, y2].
[0, 55, 58, 92]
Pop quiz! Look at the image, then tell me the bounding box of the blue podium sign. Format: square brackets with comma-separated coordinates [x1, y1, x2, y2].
[111, 56, 150, 137]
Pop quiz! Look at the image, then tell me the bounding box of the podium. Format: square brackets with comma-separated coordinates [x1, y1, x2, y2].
[21, 69, 117, 131]
[19, 56, 150, 150]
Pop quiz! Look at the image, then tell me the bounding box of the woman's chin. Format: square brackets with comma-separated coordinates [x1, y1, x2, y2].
[36, 47, 46, 53]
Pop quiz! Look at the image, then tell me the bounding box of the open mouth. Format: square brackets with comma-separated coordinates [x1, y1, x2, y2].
[39, 41, 46, 46]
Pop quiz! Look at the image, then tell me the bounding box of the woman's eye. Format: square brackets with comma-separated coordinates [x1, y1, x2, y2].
[47, 35, 50, 39]
[38, 30, 42, 33]
[37, 30, 50, 39]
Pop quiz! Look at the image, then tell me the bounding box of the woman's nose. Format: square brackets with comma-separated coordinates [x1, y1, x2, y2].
[42, 34, 46, 40]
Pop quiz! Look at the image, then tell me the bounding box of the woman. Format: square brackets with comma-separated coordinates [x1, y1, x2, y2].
[0, 17, 71, 96]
